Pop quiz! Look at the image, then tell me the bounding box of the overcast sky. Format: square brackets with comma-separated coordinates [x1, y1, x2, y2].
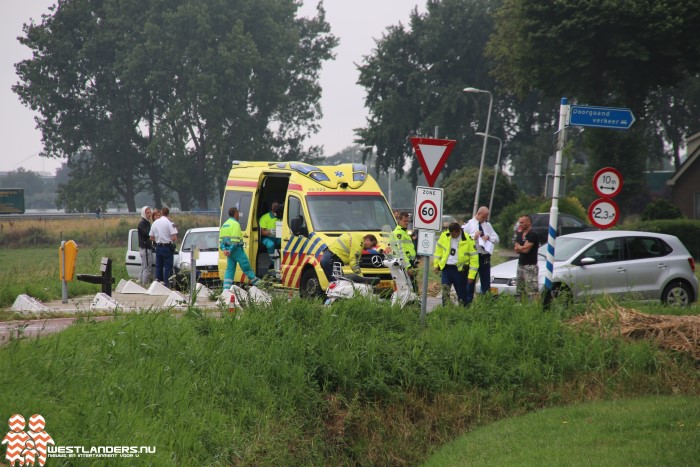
[1, 1, 422, 175]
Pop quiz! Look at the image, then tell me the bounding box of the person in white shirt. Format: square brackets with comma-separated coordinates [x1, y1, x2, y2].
[149, 206, 178, 287]
[462, 206, 500, 299]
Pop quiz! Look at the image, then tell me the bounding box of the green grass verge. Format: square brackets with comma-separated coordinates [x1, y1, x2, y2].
[0, 246, 130, 309]
[1, 298, 698, 464]
[424, 396, 700, 466]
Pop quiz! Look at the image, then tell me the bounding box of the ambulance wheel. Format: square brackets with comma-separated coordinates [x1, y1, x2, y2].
[300, 269, 325, 299]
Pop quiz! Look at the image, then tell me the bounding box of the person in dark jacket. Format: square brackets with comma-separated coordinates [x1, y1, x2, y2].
[138, 206, 153, 285]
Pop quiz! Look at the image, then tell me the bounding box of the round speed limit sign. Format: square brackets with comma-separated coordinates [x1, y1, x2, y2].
[417, 200, 438, 225]
[588, 198, 620, 229]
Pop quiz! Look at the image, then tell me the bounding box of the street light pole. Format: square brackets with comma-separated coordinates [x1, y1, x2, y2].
[475, 132, 503, 215]
[463, 87, 493, 217]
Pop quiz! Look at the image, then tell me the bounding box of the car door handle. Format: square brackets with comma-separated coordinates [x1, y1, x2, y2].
[657, 263, 667, 269]
[128, 255, 136, 260]
[616, 267, 626, 273]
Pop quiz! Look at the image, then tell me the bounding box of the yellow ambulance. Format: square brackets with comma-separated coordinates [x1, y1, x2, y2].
[218, 161, 397, 297]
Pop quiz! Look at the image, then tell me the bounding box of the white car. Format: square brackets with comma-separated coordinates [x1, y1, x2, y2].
[125, 229, 172, 280]
[125, 227, 220, 285]
[485, 230, 698, 306]
[174, 227, 221, 285]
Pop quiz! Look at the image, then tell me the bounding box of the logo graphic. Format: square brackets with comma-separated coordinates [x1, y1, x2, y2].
[371, 255, 383, 267]
[2, 414, 54, 466]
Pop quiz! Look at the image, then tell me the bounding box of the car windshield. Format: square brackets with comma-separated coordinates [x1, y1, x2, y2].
[538, 236, 592, 261]
[181, 231, 220, 252]
[306, 195, 396, 231]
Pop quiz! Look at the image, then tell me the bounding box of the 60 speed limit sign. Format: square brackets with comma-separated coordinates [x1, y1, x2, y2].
[413, 186, 443, 231]
[588, 198, 620, 229]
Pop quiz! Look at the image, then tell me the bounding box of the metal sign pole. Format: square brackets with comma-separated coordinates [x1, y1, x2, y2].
[419, 126, 440, 324]
[420, 240, 430, 325]
[545, 98, 569, 294]
[190, 247, 199, 306]
[60, 240, 68, 303]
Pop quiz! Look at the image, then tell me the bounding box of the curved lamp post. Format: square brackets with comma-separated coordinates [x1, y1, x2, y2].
[475, 132, 503, 216]
[463, 87, 493, 217]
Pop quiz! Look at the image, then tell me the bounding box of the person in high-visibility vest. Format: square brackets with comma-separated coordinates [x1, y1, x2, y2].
[259, 201, 282, 255]
[220, 207, 259, 289]
[434, 222, 478, 306]
[391, 211, 417, 267]
[320, 232, 378, 282]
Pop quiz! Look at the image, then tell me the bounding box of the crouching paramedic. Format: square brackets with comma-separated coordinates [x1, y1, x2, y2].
[320, 233, 378, 282]
[219, 207, 259, 289]
[434, 222, 478, 306]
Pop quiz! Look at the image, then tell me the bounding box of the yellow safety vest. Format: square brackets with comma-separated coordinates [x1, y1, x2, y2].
[259, 212, 277, 232]
[433, 230, 479, 279]
[219, 217, 243, 250]
[391, 225, 416, 265]
[328, 232, 364, 272]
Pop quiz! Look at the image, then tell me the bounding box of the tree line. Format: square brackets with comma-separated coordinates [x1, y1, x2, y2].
[14, 0, 700, 216]
[357, 0, 700, 215]
[14, 0, 337, 212]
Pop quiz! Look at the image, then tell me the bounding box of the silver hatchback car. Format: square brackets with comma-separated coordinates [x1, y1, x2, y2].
[487, 231, 698, 306]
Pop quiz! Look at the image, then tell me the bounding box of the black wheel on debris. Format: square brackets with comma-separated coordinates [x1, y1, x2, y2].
[300, 268, 325, 299]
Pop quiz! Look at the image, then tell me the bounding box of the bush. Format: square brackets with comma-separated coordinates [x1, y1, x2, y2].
[640, 198, 684, 221]
[537, 196, 588, 222]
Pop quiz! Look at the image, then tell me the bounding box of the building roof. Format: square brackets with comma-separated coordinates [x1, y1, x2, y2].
[667, 131, 700, 186]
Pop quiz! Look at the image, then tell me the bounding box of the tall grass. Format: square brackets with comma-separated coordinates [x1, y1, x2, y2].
[0, 214, 216, 248]
[1, 297, 697, 464]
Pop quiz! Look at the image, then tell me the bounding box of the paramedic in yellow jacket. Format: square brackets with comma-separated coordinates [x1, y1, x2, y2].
[219, 207, 259, 289]
[320, 232, 378, 282]
[259, 201, 282, 255]
[433, 222, 478, 306]
[391, 211, 417, 268]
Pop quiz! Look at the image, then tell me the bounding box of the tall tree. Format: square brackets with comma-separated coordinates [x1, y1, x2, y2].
[14, 0, 337, 211]
[55, 152, 119, 213]
[487, 0, 700, 213]
[645, 76, 700, 170]
[357, 0, 503, 185]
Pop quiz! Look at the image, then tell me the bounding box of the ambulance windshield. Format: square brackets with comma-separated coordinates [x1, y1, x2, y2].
[306, 195, 396, 231]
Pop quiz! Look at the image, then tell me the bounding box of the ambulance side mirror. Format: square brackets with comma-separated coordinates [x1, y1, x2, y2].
[290, 217, 308, 237]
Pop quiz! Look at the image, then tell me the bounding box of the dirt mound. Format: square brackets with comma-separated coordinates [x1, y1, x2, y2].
[568, 304, 700, 361]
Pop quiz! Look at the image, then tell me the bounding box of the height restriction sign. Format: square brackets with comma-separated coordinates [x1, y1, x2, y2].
[413, 186, 443, 231]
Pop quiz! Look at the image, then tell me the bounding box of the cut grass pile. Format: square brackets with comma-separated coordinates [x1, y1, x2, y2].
[570, 301, 700, 361]
[1, 297, 698, 464]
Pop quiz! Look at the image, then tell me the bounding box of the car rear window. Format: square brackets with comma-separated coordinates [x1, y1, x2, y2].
[625, 237, 671, 260]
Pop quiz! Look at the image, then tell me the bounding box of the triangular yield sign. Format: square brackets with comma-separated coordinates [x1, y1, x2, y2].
[410, 137, 456, 187]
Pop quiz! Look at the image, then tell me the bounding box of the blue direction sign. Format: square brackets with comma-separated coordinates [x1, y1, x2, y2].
[569, 105, 635, 130]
